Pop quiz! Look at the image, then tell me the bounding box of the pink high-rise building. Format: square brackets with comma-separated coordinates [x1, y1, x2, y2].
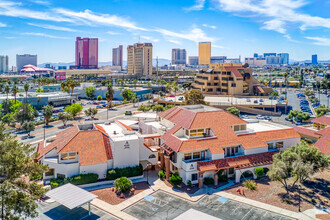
[74, 37, 98, 69]
[112, 45, 123, 70]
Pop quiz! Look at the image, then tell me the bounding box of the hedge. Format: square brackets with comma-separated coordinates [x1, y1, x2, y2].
[50, 173, 98, 189]
[106, 165, 143, 180]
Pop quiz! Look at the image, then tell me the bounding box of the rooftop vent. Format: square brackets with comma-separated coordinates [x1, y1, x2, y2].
[113, 130, 117, 135]
[78, 124, 93, 131]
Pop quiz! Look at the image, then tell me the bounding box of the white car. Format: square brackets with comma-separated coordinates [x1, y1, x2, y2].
[256, 115, 264, 120]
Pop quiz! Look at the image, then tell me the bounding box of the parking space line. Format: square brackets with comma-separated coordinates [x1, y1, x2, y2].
[241, 208, 252, 220]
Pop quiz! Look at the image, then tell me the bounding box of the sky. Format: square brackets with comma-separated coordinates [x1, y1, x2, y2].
[1, 0, 330, 67]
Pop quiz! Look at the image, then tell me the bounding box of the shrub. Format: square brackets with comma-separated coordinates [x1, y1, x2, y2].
[219, 175, 228, 182]
[158, 170, 166, 180]
[243, 180, 257, 191]
[114, 177, 133, 193]
[169, 172, 182, 186]
[254, 167, 264, 178]
[203, 177, 214, 185]
[50, 173, 98, 189]
[187, 180, 192, 187]
[106, 165, 143, 180]
[97, 96, 103, 101]
[30, 173, 42, 181]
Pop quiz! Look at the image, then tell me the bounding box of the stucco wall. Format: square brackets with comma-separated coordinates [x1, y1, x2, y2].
[111, 138, 140, 168]
[80, 163, 108, 179]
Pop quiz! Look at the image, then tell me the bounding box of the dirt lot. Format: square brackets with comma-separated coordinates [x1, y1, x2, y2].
[91, 182, 149, 205]
[223, 170, 330, 212]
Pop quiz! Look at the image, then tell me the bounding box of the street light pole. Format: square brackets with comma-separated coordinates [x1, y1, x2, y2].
[43, 117, 45, 140]
[298, 185, 301, 212]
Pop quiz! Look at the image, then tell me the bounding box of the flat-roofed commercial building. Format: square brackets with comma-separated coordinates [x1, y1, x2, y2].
[127, 43, 153, 76]
[245, 57, 267, 67]
[16, 54, 37, 72]
[198, 42, 211, 66]
[172, 48, 186, 65]
[0, 55, 8, 73]
[55, 69, 111, 81]
[192, 63, 269, 96]
[112, 45, 123, 70]
[189, 56, 199, 66]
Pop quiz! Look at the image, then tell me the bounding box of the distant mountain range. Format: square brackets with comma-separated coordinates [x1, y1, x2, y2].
[38, 58, 171, 69]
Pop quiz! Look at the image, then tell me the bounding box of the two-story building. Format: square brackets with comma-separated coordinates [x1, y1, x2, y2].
[155, 105, 300, 188]
[37, 121, 158, 181]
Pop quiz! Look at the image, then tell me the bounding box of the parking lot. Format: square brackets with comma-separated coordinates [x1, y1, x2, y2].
[124, 191, 294, 220]
[30, 201, 117, 220]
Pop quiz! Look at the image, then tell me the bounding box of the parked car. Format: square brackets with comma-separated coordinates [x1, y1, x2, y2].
[87, 102, 92, 104]
[53, 109, 59, 113]
[254, 100, 258, 104]
[285, 117, 292, 121]
[125, 111, 132, 115]
[100, 101, 106, 104]
[169, 94, 175, 97]
[259, 99, 264, 102]
[256, 115, 264, 120]
[108, 108, 117, 111]
[264, 116, 272, 120]
[178, 97, 184, 101]
[96, 105, 103, 108]
[92, 102, 99, 105]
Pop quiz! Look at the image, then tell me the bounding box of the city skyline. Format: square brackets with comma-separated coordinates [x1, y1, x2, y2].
[0, 0, 330, 66]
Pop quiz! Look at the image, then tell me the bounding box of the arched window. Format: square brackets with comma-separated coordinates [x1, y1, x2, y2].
[149, 154, 156, 159]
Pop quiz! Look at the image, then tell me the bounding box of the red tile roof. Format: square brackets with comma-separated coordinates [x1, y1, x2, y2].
[312, 116, 330, 126]
[160, 106, 299, 153]
[197, 151, 277, 172]
[293, 126, 321, 139]
[314, 127, 330, 155]
[224, 66, 243, 78]
[37, 125, 113, 166]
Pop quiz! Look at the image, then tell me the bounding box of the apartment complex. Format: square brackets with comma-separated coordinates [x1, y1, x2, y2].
[127, 43, 153, 76]
[112, 45, 123, 70]
[16, 54, 37, 72]
[246, 53, 289, 66]
[73, 37, 98, 69]
[198, 42, 211, 66]
[0, 55, 8, 73]
[171, 48, 186, 65]
[192, 63, 268, 96]
[152, 105, 300, 187]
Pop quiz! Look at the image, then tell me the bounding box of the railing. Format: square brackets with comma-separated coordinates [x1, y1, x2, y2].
[224, 153, 244, 158]
[181, 158, 210, 171]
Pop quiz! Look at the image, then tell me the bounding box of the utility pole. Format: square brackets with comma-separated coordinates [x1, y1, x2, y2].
[156, 56, 159, 86]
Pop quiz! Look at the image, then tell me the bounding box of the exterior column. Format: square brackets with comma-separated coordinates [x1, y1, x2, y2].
[160, 151, 165, 169]
[164, 155, 170, 180]
[214, 173, 218, 186]
[198, 173, 203, 189]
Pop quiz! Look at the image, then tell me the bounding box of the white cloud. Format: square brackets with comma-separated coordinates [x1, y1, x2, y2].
[5, 36, 16, 39]
[54, 8, 146, 30]
[156, 27, 215, 43]
[213, 44, 224, 49]
[202, 24, 216, 29]
[284, 34, 300, 43]
[21, 32, 69, 39]
[140, 35, 159, 42]
[305, 37, 330, 46]
[0, 22, 6, 27]
[184, 0, 205, 11]
[167, 39, 181, 44]
[27, 22, 79, 32]
[30, 0, 50, 5]
[107, 31, 121, 35]
[214, 0, 330, 33]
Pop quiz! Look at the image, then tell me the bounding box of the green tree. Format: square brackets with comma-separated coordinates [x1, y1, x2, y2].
[11, 85, 18, 103]
[165, 104, 175, 110]
[51, 78, 57, 92]
[226, 107, 240, 117]
[315, 105, 330, 117]
[84, 108, 98, 119]
[42, 105, 54, 125]
[184, 89, 206, 105]
[105, 84, 115, 109]
[114, 177, 133, 193]
[65, 103, 83, 118]
[60, 81, 66, 92]
[270, 91, 279, 97]
[133, 79, 138, 89]
[0, 123, 48, 219]
[0, 83, 3, 93]
[24, 83, 29, 103]
[14, 103, 36, 126]
[267, 141, 329, 193]
[58, 112, 73, 126]
[4, 84, 10, 99]
[97, 95, 103, 101]
[85, 86, 95, 100]
[121, 88, 135, 101]
[152, 104, 165, 112]
[138, 104, 152, 112]
[146, 82, 152, 88]
[22, 121, 35, 136]
[182, 82, 192, 91]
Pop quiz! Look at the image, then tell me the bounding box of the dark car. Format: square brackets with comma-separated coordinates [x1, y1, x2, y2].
[125, 111, 132, 115]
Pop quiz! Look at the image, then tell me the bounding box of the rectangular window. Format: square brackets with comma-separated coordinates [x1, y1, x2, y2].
[229, 168, 235, 175]
[57, 173, 66, 179]
[197, 129, 204, 136]
[190, 130, 197, 136]
[241, 124, 246, 130]
[275, 142, 284, 149]
[235, 146, 239, 153]
[193, 152, 200, 159]
[234, 125, 240, 131]
[231, 83, 236, 87]
[184, 153, 192, 161]
[61, 153, 68, 160]
[185, 129, 189, 136]
[69, 152, 76, 160]
[191, 173, 198, 181]
[45, 169, 54, 176]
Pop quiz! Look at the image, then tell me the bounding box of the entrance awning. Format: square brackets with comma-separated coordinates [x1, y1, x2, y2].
[45, 183, 97, 210]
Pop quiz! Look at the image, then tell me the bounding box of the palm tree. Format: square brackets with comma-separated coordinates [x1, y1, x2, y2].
[0, 83, 3, 93]
[60, 81, 66, 92]
[12, 85, 18, 103]
[51, 78, 57, 92]
[24, 83, 29, 103]
[37, 78, 41, 89]
[173, 84, 179, 98]
[4, 85, 10, 99]
[165, 83, 172, 94]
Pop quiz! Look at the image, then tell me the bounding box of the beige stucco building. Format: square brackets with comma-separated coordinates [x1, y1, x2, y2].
[127, 43, 153, 76]
[198, 42, 211, 66]
[193, 63, 270, 96]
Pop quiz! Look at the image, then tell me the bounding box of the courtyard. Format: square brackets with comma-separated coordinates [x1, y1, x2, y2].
[124, 190, 294, 220]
